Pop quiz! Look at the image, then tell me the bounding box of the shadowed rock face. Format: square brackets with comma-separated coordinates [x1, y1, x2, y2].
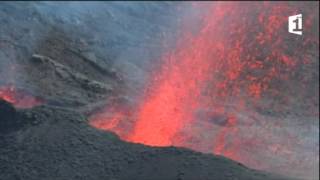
[0, 100, 18, 133]
[0, 100, 292, 180]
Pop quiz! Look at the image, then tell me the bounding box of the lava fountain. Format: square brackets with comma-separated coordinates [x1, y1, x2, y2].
[90, 2, 318, 178]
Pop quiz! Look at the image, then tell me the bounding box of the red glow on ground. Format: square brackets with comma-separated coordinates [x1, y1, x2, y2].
[90, 110, 125, 135]
[0, 85, 43, 108]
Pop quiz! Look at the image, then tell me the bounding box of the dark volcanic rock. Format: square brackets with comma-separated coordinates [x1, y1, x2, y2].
[0, 103, 292, 180]
[0, 100, 18, 133]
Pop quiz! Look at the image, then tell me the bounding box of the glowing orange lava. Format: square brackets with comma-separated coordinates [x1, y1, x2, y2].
[0, 85, 43, 108]
[90, 1, 318, 175]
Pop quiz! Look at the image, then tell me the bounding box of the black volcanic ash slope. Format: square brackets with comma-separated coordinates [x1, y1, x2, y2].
[0, 100, 293, 180]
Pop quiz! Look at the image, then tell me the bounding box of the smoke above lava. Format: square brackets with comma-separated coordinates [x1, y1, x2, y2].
[90, 2, 319, 179]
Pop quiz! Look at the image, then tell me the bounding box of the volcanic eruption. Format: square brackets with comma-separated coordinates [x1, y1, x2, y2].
[0, 1, 318, 180]
[90, 1, 319, 178]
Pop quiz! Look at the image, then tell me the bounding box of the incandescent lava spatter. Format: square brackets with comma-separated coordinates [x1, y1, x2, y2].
[90, 2, 319, 179]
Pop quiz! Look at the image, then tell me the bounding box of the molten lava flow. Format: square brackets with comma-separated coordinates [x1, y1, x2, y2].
[90, 1, 318, 176]
[0, 85, 43, 108]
